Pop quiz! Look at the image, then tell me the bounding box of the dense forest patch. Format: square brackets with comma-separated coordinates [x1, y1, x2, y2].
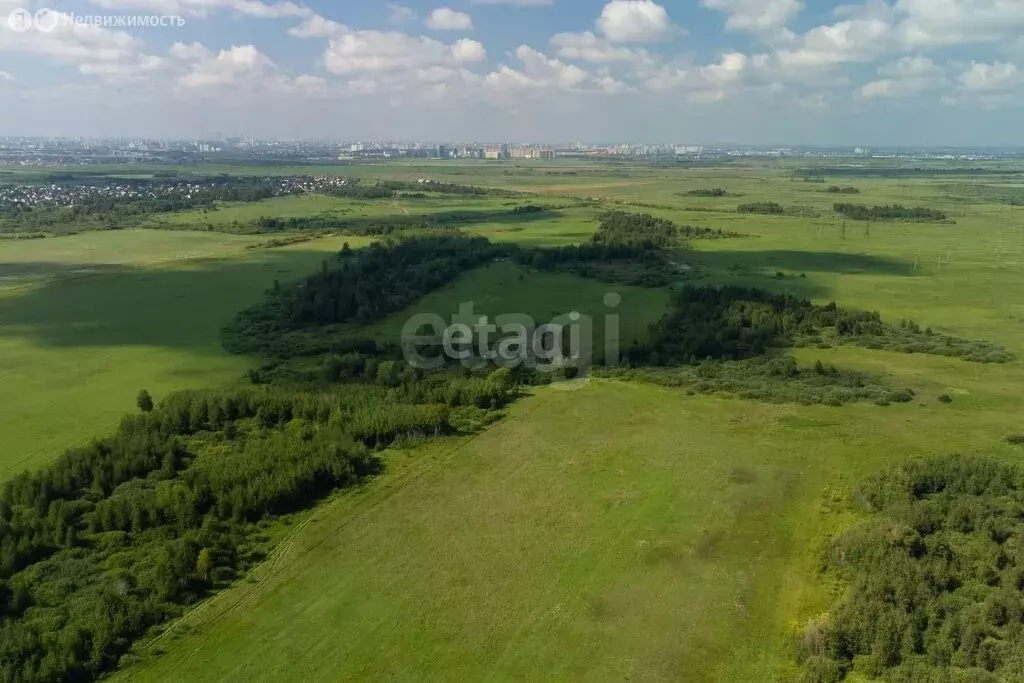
[738, 201, 787, 215]
[0, 372, 517, 681]
[736, 202, 822, 218]
[833, 203, 950, 222]
[627, 286, 1013, 367]
[222, 234, 502, 357]
[597, 285, 1010, 405]
[799, 455, 1024, 682]
[512, 211, 746, 287]
[684, 188, 730, 197]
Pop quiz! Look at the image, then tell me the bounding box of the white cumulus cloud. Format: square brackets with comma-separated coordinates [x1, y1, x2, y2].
[596, 0, 677, 43]
[288, 14, 348, 39]
[775, 15, 894, 71]
[958, 61, 1019, 92]
[702, 0, 802, 36]
[0, 11, 167, 83]
[322, 30, 484, 74]
[450, 38, 487, 62]
[425, 7, 474, 30]
[549, 31, 654, 65]
[485, 45, 592, 90]
[896, 0, 1024, 47]
[178, 44, 276, 87]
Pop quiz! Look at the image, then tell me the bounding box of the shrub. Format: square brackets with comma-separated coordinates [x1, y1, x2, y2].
[136, 389, 154, 413]
[799, 656, 846, 683]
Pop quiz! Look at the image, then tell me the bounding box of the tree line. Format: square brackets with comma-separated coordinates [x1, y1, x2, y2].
[796, 167, 1023, 178]
[222, 233, 502, 357]
[737, 201, 786, 215]
[833, 203, 949, 222]
[0, 366, 517, 681]
[250, 204, 555, 236]
[507, 211, 746, 287]
[625, 285, 1013, 367]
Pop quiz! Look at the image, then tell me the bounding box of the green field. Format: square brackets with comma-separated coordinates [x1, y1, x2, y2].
[117, 374, 1024, 681]
[0, 230, 367, 479]
[5, 159, 1024, 680]
[344, 259, 669, 348]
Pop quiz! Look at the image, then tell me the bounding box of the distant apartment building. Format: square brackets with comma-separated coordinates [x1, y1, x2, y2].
[484, 145, 503, 159]
[455, 146, 483, 158]
[509, 147, 555, 159]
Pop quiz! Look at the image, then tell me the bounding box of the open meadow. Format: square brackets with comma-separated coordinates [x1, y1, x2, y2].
[0, 230, 369, 479]
[4, 158, 1024, 681]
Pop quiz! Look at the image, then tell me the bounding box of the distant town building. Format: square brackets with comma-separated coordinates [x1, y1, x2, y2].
[509, 147, 555, 159]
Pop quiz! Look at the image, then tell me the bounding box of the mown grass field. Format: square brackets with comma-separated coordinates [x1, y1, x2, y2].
[5, 159, 1024, 680]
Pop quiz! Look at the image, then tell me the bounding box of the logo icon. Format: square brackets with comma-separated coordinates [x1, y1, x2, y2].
[7, 7, 33, 32]
[34, 8, 59, 32]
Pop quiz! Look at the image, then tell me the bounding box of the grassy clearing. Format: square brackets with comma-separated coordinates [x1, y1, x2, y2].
[0, 230, 363, 480]
[346, 259, 669, 348]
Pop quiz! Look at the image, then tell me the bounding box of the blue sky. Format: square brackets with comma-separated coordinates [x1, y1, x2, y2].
[0, 0, 1022, 144]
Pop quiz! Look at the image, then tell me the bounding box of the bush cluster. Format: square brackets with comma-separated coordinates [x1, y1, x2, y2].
[598, 356, 916, 406]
